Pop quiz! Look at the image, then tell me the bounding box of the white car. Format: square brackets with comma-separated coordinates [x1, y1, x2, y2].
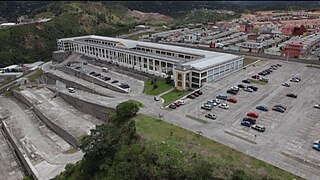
[314, 104, 320, 109]
[176, 100, 185, 105]
[207, 100, 218, 106]
[213, 99, 221, 104]
[68, 87, 75, 93]
[314, 139, 320, 143]
[218, 103, 229, 109]
[231, 86, 239, 91]
[244, 87, 253, 92]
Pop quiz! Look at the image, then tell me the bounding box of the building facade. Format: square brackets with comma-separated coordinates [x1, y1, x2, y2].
[57, 35, 243, 90]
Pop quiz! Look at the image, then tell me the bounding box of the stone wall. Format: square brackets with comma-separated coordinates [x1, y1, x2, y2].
[57, 91, 115, 121]
[52, 51, 71, 64]
[1, 121, 40, 180]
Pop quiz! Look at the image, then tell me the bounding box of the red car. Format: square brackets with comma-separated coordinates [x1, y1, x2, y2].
[227, 97, 237, 103]
[247, 112, 259, 118]
[174, 101, 181, 107]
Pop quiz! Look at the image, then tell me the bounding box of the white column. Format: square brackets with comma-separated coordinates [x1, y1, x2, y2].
[159, 60, 162, 72]
[147, 59, 150, 71]
[153, 59, 155, 71]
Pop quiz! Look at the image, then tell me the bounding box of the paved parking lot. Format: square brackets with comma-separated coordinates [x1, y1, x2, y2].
[170, 60, 320, 177]
[69, 62, 145, 95]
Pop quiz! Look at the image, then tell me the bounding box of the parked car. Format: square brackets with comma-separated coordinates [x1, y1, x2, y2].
[111, 80, 119, 84]
[174, 101, 181, 107]
[237, 84, 246, 89]
[258, 72, 267, 76]
[282, 82, 290, 87]
[213, 99, 221, 104]
[256, 105, 268, 111]
[169, 104, 177, 109]
[242, 79, 251, 84]
[244, 87, 253, 93]
[292, 77, 301, 81]
[251, 75, 260, 79]
[201, 104, 213, 110]
[205, 113, 216, 120]
[243, 117, 256, 124]
[286, 93, 297, 98]
[94, 73, 101, 77]
[68, 87, 75, 93]
[290, 78, 299, 82]
[187, 94, 196, 99]
[119, 83, 130, 89]
[227, 89, 237, 95]
[241, 121, 251, 127]
[276, 64, 282, 67]
[216, 94, 228, 100]
[104, 76, 111, 81]
[247, 85, 258, 91]
[230, 86, 240, 91]
[247, 112, 259, 118]
[272, 107, 285, 113]
[227, 97, 237, 103]
[193, 92, 199, 97]
[312, 143, 320, 151]
[176, 100, 185, 105]
[218, 103, 229, 110]
[207, 100, 218, 106]
[154, 96, 160, 101]
[195, 90, 203, 95]
[251, 124, 266, 132]
[89, 71, 96, 75]
[260, 78, 268, 83]
[313, 140, 320, 144]
[314, 104, 320, 109]
[83, 62, 88, 65]
[274, 105, 287, 110]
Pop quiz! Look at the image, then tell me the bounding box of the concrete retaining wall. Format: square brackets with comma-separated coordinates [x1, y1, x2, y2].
[12, 90, 80, 148]
[44, 72, 113, 98]
[1, 121, 40, 180]
[57, 66, 128, 93]
[57, 91, 115, 121]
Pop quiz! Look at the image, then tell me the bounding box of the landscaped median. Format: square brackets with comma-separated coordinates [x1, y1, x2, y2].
[161, 89, 191, 106]
[134, 114, 299, 179]
[143, 78, 173, 96]
[247, 78, 268, 85]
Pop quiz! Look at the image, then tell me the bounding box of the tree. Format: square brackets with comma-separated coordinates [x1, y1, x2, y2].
[115, 101, 140, 125]
[232, 169, 250, 180]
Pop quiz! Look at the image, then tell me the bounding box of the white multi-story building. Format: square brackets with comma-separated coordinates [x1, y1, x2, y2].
[57, 35, 243, 90]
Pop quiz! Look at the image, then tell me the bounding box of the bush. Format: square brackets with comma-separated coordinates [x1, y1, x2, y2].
[153, 84, 158, 90]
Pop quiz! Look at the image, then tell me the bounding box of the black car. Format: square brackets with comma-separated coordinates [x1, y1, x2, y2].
[247, 85, 258, 91]
[187, 94, 196, 99]
[169, 104, 177, 109]
[119, 83, 130, 89]
[276, 64, 282, 67]
[242, 79, 251, 84]
[111, 80, 119, 84]
[286, 93, 297, 98]
[104, 77, 111, 81]
[243, 117, 256, 124]
[195, 90, 203, 95]
[94, 73, 101, 77]
[237, 84, 246, 89]
[272, 107, 285, 113]
[258, 72, 267, 76]
[89, 71, 95, 75]
[227, 89, 237, 95]
[274, 105, 287, 110]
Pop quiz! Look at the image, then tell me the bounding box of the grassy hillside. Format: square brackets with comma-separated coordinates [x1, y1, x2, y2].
[0, 2, 169, 68]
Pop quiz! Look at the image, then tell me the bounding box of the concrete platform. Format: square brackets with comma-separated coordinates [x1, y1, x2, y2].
[0, 97, 83, 180]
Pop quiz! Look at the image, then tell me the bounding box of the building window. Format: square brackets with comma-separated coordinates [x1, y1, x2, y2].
[201, 72, 207, 77]
[178, 81, 182, 87]
[192, 72, 199, 77]
[177, 73, 182, 80]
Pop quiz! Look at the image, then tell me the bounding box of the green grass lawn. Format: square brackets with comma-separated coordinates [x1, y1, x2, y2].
[247, 79, 267, 85]
[243, 57, 259, 66]
[144, 79, 173, 96]
[134, 114, 300, 180]
[161, 89, 191, 106]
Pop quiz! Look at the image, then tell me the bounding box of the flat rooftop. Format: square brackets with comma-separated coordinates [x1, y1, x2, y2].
[58, 35, 242, 71]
